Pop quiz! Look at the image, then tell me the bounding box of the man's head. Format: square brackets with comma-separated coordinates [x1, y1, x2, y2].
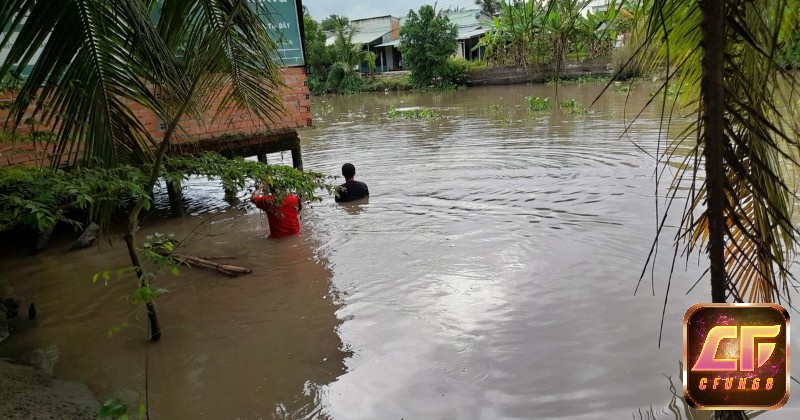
[342, 163, 356, 180]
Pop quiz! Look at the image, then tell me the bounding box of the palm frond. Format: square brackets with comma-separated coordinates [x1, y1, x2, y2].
[0, 0, 184, 168]
[631, 0, 800, 305]
[152, 0, 285, 128]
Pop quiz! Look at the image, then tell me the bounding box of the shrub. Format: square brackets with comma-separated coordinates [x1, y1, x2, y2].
[325, 62, 365, 94]
[365, 75, 414, 92]
[307, 74, 326, 95]
[439, 57, 473, 86]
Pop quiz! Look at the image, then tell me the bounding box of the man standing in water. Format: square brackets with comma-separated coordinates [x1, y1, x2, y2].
[335, 163, 369, 203]
[250, 184, 301, 238]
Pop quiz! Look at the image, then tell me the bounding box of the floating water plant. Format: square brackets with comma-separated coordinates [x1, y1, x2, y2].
[525, 96, 552, 111]
[610, 82, 632, 93]
[560, 98, 587, 114]
[387, 105, 442, 120]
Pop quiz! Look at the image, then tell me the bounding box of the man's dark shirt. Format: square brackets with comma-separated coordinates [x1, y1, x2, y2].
[336, 180, 369, 202]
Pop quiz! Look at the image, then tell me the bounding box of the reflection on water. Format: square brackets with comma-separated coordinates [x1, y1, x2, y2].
[1, 83, 799, 418]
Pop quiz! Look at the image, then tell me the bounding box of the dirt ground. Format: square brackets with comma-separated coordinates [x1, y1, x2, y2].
[0, 359, 99, 419]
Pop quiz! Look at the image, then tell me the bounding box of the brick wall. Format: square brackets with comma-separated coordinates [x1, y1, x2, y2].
[0, 67, 311, 167]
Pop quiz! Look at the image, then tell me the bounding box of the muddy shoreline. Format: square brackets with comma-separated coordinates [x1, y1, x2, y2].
[0, 359, 100, 418]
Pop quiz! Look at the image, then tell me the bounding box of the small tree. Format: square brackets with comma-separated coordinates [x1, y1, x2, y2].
[399, 5, 458, 87]
[364, 51, 377, 77]
[303, 12, 332, 76]
[331, 25, 363, 68]
[321, 14, 350, 32]
[474, 0, 500, 16]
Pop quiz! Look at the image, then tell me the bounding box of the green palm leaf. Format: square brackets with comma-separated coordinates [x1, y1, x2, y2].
[627, 0, 800, 308]
[0, 0, 183, 168]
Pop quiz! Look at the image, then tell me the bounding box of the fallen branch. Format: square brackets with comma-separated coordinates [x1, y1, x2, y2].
[156, 250, 252, 277]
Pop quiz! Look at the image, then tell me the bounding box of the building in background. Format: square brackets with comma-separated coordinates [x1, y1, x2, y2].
[583, 0, 612, 16]
[326, 15, 403, 73]
[441, 9, 493, 61]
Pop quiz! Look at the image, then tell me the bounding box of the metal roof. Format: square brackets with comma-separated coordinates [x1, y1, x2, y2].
[374, 39, 401, 48]
[325, 29, 391, 46]
[457, 27, 488, 40]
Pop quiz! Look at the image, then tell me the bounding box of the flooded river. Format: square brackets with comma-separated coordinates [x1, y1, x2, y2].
[1, 83, 799, 419]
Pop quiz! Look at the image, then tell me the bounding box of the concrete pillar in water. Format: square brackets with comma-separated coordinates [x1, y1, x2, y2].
[257, 153, 268, 164]
[166, 180, 184, 217]
[291, 147, 303, 171]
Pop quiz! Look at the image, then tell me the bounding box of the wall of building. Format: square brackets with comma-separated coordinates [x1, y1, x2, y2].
[0, 67, 311, 167]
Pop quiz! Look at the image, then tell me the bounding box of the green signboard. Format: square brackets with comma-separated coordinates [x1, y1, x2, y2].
[251, 0, 305, 66]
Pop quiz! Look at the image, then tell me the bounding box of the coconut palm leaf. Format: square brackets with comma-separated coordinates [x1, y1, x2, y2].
[1, 0, 285, 168]
[0, 0, 183, 168]
[624, 0, 800, 313]
[155, 0, 284, 124]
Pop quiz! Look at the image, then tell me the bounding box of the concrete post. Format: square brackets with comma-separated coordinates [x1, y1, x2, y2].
[291, 147, 303, 171]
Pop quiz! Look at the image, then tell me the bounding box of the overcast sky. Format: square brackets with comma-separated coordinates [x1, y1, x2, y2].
[301, 0, 482, 21]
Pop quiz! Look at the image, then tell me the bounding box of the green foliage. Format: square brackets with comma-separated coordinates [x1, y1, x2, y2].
[481, 1, 549, 67]
[649, 84, 684, 97]
[609, 2, 657, 80]
[475, 0, 500, 16]
[387, 106, 442, 120]
[525, 95, 552, 111]
[317, 103, 334, 114]
[91, 231, 178, 288]
[330, 26, 363, 68]
[303, 14, 331, 74]
[399, 5, 459, 87]
[560, 98, 577, 107]
[480, 0, 629, 68]
[560, 98, 587, 114]
[164, 152, 336, 204]
[324, 62, 366, 94]
[438, 58, 474, 87]
[307, 73, 326, 95]
[2, 0, 292, 342]
[0, 71, 24, 111]
[544, 1, 592, 64]
[97, 397, 145, 420]
[779, 33, 800, 68]
[578, 7, 616, 61]
[0, 165, 149, 232]
[310, 73, 416, 95]
[0, 152, 335, 234]
[609, 81, 632, 93]
[364, 51, 377, 76]
[1, 0, 286, 169]
[321, 14, 349, 32]
[628, 0, 800, 306]
[546, 75, 611, 85]
[364, 75, 414, 92]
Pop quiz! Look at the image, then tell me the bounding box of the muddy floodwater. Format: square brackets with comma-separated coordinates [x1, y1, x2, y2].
[2, 83, 799, 419]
